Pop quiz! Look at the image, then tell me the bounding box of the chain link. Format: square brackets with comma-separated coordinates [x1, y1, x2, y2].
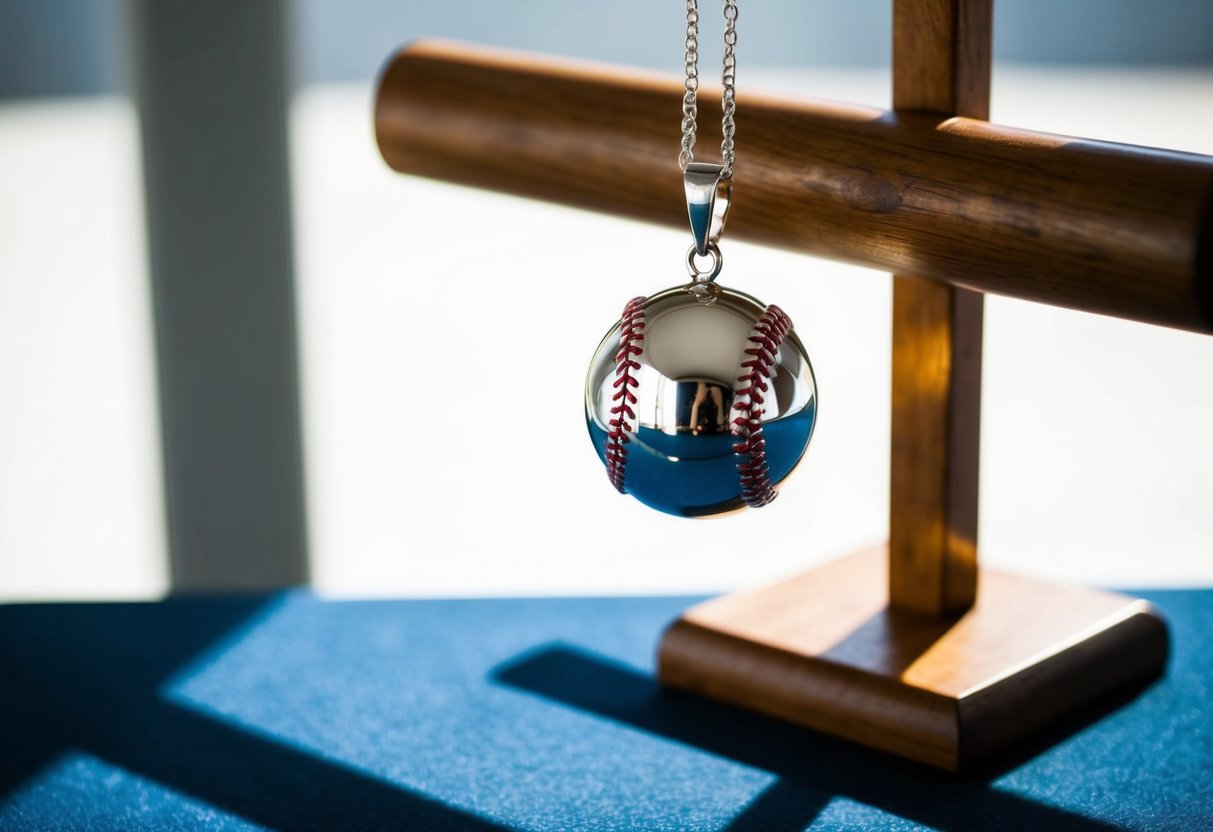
[679, 1, 738, 178]
[679, 0, 699, 171]
[721, 1, 737, 177]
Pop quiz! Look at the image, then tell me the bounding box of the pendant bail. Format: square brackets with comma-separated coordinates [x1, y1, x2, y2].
[684, 161, 732, 257]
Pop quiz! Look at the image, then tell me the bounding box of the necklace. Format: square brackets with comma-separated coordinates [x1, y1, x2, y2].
[584, 0, 817, 517]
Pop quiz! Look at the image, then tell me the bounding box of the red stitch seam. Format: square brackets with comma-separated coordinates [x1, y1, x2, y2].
[732, 304, 793, 507]
[605, 296, 647, 493]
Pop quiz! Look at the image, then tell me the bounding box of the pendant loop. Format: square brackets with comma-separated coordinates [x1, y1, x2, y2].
[687, 241, 723, 283]
[684, 161, 732, 257]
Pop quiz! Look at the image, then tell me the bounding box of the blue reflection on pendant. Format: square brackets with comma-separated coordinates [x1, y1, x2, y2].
[586, 398, 815, 518]
[687, 201, 712, 253]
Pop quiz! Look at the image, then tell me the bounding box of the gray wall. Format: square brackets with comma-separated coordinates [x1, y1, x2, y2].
[1, 0, 1211, 99]
[294, 0, 1213, 84]
[0, 0, 126, 97]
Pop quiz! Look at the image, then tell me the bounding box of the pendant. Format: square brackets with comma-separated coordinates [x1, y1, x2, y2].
[584, 164, 817, 517]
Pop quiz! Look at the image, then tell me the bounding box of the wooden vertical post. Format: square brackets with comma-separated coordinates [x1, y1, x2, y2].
[888, 0, 991, 617]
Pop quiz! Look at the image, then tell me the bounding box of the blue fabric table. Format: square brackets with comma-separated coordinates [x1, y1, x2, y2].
[1, 590, 1209, 830]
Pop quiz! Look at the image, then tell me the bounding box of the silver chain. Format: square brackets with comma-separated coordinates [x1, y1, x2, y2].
[679, 0, 738, 178]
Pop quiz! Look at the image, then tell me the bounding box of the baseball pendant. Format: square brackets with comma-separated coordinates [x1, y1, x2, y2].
[585, 282, 817, 517]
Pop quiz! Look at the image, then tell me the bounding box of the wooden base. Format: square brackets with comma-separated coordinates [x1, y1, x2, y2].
[658, 546, 1169, 771]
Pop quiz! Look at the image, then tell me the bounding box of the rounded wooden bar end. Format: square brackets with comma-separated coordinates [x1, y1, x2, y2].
[376, 39, 1213, 335]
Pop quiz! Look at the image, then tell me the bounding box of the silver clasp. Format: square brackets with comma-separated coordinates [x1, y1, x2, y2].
[684, 161, 732, 257]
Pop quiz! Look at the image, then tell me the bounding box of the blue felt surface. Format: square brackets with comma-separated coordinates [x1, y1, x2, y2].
[0, 589, 1210, 831]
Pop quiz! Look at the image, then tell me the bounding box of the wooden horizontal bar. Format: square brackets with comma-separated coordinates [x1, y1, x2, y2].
[376, 39, 1213, 334]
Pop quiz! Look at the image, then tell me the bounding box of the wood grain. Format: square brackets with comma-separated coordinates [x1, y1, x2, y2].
[888, 0, 989, 617]
[889, 285, 982, 615]
[375, 39, 1213, 334]
[658, 546, 1169, 770]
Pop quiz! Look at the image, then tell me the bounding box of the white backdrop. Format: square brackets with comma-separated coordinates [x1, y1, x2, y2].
[295, 66, 1213, 596]
[1, 66, 1211, 600]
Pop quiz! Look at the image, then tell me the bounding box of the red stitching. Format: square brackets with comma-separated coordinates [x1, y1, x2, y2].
[605, 296, 646, 492]
[732, 304, 793, 507]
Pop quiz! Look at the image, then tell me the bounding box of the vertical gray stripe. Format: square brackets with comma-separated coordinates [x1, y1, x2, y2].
[132, 0, 308, 589]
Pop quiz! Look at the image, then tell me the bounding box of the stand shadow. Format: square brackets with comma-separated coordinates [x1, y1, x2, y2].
[0, 597, 505, 831]
[817, 606, 959, 675]
[493, 643, 1147, 832]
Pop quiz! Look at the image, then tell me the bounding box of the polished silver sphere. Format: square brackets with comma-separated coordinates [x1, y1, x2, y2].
[585, 283, 817, 517]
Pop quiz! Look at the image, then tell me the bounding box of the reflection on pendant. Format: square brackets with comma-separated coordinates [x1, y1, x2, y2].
[585, 283, 817, 517]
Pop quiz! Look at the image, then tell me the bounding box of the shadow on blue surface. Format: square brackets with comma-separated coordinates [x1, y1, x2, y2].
[0, 597, 506, 831]
[492, 643, 1146, 832]
[0, 592, 1190, 830]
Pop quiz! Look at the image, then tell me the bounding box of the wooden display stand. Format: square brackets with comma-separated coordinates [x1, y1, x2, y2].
[375, 0, 1210, 770]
